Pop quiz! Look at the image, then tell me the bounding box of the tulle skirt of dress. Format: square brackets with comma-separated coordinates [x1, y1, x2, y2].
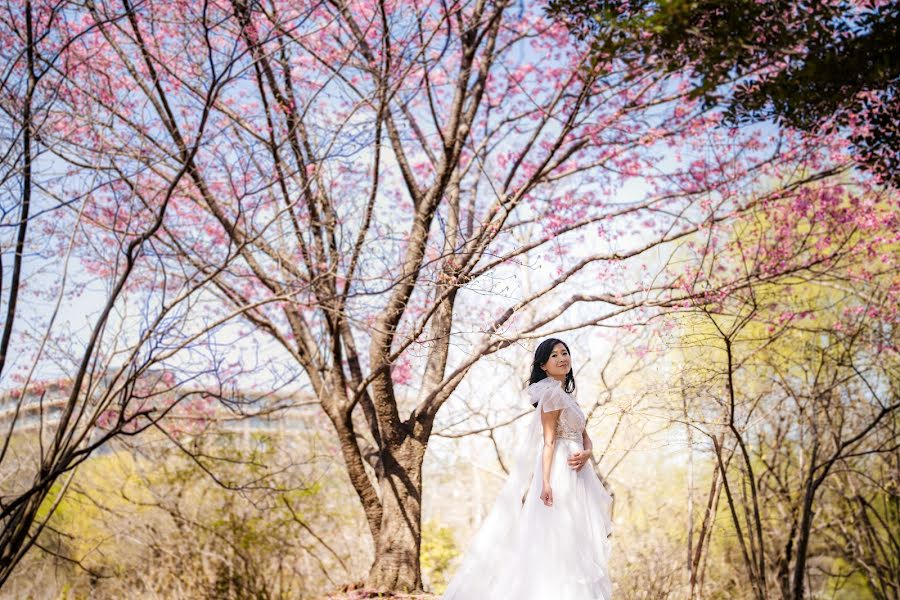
[444, 437, 614, 600]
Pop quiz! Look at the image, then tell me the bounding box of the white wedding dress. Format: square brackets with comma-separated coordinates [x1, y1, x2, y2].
[442, 377, 614, 600]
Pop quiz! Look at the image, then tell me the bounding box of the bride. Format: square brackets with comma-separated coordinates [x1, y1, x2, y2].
[442, 338, 614, 599]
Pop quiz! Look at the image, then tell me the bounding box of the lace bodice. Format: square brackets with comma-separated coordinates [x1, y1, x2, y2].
[526, 378, 586, 441]
[554, 405, 585, 441]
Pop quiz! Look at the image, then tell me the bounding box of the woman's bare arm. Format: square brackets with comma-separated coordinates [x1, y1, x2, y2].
[582, 429, 593, 453]
[540, 408, 561, 505]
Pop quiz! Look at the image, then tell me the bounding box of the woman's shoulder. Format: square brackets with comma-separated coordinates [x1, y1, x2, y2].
[526, 377, 562, 391]
[526, 377, 574, 407]
[528, 377, 575, 393]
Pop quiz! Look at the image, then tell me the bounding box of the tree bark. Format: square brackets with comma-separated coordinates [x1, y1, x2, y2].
[365, 436, 427, 592]
[791, 483, 816, 600]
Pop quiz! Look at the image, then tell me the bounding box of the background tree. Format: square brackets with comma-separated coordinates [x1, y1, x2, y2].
[3, 406, 359, 599]
[667, 180, 899, 599]
[549, 0, 900, 187]
[823, 451, 899, 600]
[0, 0, 259, 585]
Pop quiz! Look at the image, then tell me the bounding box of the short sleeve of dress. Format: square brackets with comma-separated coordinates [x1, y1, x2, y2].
[526, 378, 569, 412]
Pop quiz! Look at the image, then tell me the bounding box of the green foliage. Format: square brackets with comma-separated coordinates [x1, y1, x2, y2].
[13, 428, 367, 599]
[549, 0, 900, 186]
[823, 559, 875, 600]
[420, 519, 458, 594]
[654, 179, 899, 598]
[35, 452, 144, 568]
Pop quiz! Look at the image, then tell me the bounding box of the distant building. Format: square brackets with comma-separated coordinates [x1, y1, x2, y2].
[0, 372, 326, 452]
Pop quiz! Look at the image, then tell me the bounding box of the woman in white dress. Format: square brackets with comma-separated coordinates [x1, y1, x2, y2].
[442, 338, 614, 600]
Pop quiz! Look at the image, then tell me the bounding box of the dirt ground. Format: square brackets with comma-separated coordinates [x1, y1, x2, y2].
[319, 587, 439, 599]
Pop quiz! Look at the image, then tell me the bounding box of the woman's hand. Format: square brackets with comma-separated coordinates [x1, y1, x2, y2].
[540, 483, 553, 507]
[567, 449, 592, 471]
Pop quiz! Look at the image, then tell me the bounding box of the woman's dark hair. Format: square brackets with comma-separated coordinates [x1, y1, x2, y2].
[527, 338, 576, 406]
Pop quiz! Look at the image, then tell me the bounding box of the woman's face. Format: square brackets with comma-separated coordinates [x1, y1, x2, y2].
[541, 342, 571, 380]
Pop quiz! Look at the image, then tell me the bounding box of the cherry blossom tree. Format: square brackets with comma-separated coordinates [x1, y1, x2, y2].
[667, 180, 899, 599]
[0, 0, 259, 584]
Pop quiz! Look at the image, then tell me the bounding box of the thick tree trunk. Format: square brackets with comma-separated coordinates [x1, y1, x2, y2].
[365, 438, 426, 591]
